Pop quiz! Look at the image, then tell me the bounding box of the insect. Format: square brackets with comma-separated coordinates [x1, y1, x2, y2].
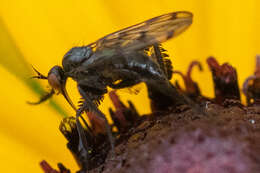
[31, 11, 193, 171]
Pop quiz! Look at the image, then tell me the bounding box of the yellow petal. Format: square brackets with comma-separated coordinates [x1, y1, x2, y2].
[0, 1, 259, 173]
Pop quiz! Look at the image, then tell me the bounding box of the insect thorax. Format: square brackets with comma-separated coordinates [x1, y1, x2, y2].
[62, 46, 93, 73]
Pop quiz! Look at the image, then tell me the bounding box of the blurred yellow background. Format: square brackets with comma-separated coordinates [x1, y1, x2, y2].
[0, 0, 259, 172]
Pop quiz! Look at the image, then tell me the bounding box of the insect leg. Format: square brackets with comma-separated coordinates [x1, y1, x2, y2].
[75, 103, 90, 172]
[153, 44, 165, 74]
[146, 78, 207, 116]
[77, 85, 115, 156]
[152, 44, 173, 80]
[146, 79, 186, 108]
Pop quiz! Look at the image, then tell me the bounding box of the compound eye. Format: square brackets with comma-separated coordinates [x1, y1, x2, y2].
[47, 66, 65, 92]
[48, 73, 62, 91]
[47, 65, 76, 111]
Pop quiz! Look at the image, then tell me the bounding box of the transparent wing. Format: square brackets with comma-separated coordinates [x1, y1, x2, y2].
[89, 11, 193, 54]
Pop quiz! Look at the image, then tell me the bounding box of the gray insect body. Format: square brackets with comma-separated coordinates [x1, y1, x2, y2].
[62, 46, 93, 73]
[63, 46, 165, 99]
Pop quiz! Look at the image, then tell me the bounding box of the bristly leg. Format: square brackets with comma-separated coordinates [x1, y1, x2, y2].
[152, 44, 167, 76]
[152, 44, 173, 80]
[207, 57, 240, 104]
[75, 103, 90, 172]
[77, 85, 115, 156]
[243, 55, 260, 105]
[147, 45, 204, 115]
[146, 45, 186, 111]
[78, 96, 106, 135]
[59, 116, 110, 172]
[59, 116, 90, 172]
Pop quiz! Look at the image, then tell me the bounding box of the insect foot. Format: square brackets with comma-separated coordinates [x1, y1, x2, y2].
[243, 55, 260, 105]
[108, 91, 139, 133]
[59, 116, 110, 172]
[207, 57, 241, 104]
[57, 92, 140, 172]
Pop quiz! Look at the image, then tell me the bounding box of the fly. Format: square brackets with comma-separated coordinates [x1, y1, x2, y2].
[30, 11, 193, 171]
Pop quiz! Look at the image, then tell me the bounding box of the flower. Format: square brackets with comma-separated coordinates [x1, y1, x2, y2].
[0, 0, 259, 172]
